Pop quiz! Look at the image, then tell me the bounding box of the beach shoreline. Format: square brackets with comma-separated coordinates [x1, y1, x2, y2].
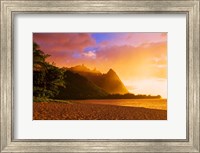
[33, 101, 167, 120]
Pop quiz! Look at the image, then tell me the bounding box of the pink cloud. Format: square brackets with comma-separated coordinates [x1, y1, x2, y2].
[82, 51, 96, 59]
[33, 33, 95, 54]
[33, 33, 167, 79]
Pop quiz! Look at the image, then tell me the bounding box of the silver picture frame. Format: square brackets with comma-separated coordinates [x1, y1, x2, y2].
[1, 0, 199, 152]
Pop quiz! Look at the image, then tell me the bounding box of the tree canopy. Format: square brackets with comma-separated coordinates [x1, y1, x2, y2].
[33, 42, 65, 98]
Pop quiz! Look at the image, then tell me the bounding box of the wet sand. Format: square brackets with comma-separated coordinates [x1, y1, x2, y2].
[33, 101, 167, 120]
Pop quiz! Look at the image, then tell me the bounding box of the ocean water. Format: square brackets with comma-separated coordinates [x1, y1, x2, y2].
[73, 99, 167, 110]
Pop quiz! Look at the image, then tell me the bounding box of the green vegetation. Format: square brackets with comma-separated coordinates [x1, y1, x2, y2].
[33, 42, 65, 98]
[68, 66, 128, 94]
[33, 42, 161, 101]
[55, 70, 108, 100]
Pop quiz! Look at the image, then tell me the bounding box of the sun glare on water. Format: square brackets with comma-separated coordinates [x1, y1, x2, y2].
[124, 78, 167, 99]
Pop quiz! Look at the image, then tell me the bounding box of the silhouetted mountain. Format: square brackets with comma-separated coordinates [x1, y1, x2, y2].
[66, 65, 129, 94]
[56, 70, 108, 100]
[97, 68, 129, 94]
[69, 64, 101, 74]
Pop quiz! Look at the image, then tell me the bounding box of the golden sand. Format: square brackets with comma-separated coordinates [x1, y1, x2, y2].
[33, 102, 167, 120]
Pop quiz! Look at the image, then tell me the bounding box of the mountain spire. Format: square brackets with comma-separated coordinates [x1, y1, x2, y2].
[107, 68, 116, 75]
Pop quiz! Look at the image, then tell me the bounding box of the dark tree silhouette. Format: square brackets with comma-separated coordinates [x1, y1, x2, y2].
[33, 42, 64, 98]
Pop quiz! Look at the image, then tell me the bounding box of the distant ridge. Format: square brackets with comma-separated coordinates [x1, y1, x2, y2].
[56, 70, 108, 100]
[69, 64, 101, 74]
[64, 65, 129, 94]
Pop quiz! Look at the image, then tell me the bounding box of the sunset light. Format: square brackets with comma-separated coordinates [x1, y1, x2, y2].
[33, 32, 167, 98]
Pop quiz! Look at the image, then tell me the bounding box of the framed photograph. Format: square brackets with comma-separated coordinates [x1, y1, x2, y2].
[1, 0, 199, 152]
[33, 32, 167, 120]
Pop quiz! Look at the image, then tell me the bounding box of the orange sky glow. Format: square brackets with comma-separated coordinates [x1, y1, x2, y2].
[33, 33, 167, 98]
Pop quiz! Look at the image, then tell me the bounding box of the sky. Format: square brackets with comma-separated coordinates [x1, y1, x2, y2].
[33, 32, 167, 98]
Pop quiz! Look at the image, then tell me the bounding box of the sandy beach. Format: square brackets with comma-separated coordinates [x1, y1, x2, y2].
[33, 101, 167, 120]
